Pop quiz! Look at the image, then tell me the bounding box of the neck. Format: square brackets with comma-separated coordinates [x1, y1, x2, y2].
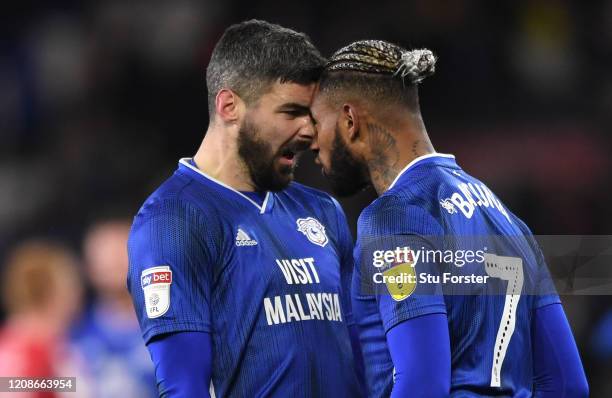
[193, 123, 257, 191]
[365, 118, 434, 195]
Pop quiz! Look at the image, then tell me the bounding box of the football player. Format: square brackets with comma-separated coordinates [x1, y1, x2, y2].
[309, 40, 588, 397]
[127, 21, 363, 397]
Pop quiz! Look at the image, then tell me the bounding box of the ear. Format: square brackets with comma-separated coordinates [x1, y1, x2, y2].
[215, 89, 242, 123]
[342, 103, 360, 142]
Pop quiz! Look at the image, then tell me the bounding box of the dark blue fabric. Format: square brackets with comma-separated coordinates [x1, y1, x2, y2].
[147, 332, 212, 398]
[533, 303, 589, 397]
[240, 190, 267, 206]
[349, 323, 366, 393]
[387, 313, 451, 398]
[188, 158, 266, 206]
[128, 159, 362, 397]
[353, 154, 564, 397]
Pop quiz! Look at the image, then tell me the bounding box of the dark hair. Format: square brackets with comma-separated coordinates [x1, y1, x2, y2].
[206, 19, 326, 116]
[318, 40, 436, 112]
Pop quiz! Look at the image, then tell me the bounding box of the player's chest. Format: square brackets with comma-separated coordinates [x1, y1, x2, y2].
[217, 214, 341, 291]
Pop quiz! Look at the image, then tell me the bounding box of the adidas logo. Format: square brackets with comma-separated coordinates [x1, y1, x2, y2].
[235, 228, 258, 246]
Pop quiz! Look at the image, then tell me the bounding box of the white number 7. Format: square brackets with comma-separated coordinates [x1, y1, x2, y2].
[484, 254, 524, 387]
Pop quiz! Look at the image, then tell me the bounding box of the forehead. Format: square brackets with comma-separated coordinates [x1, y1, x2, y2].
[310, 86, 332, 116]
[261, 81, 316, 106]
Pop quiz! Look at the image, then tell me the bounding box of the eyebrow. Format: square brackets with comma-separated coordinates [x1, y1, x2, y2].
[275, 102, 311, 114]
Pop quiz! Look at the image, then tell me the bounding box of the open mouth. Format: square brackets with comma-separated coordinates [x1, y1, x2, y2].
[278, 140, 311, 166]
[281, 148, 296, 161]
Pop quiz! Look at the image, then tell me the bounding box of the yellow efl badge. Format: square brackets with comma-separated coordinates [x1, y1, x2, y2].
[383, 263, 416, 301]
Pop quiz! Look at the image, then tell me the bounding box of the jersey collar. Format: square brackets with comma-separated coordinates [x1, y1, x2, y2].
[387, 153, 456, 191]
[178, 158, 274, 214]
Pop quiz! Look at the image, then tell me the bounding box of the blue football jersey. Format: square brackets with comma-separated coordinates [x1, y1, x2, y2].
[353, 154, 559, 397]
[127, 158, 361, 397]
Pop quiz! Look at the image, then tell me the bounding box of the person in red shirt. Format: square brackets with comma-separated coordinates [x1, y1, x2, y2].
[0, 240, 83, 398]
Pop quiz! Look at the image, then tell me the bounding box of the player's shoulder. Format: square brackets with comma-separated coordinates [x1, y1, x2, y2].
[358, 193, 443, 237]
[133, 169, 220, 227]
[373, 155, 495, 226]
[387, 160, 461, 206]
[356, 154, 463, 235]
[358, 193, 414, 227]
[359, 194, 400, 220]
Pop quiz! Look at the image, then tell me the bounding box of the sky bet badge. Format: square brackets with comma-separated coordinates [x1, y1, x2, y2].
[382, 250, 417, 301]
[141, 266, 172, 318]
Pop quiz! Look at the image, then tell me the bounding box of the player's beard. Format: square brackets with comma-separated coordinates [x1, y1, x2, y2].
[237, 117, 306, 192]
[323, 126, 370, 197]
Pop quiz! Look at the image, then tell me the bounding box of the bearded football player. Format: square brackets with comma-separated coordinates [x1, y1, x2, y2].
[310, 40, 588, 397]
[127, 20, 363, 397]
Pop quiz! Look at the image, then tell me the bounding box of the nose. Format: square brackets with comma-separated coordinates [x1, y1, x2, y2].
[298, 116, 316, 141]
[308, 120, 319, 151]
[310, 136, 319, 152]
[309, 128, 320, 166]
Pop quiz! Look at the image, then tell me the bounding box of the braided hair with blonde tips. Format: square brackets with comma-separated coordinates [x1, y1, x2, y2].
[326, 40, 436, 84]
[319, 40, 437, 111]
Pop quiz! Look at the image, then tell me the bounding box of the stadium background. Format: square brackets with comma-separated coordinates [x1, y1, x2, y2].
[1, 0, 611, 396]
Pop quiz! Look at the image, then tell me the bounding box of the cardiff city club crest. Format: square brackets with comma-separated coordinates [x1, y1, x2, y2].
[141, 266, 172, 318]
[296, 217, 328, 247]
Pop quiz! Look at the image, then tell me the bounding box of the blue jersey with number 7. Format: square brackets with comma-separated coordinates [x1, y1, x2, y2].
[352, 154, 560, 397]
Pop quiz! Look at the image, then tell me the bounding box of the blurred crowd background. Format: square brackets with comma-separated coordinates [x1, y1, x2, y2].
[1, 0, 611, 396]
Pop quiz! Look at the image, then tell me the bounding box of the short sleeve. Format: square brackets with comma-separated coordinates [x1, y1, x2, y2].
[127, 199, 216, 343]
[531, 238, 561, 309]
[513, 218, 560, 309]
[355, 198, 446, 333]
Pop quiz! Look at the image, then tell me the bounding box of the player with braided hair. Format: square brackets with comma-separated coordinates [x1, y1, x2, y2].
[311, 41, 437, 197]
[310, 40, 588, 397]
